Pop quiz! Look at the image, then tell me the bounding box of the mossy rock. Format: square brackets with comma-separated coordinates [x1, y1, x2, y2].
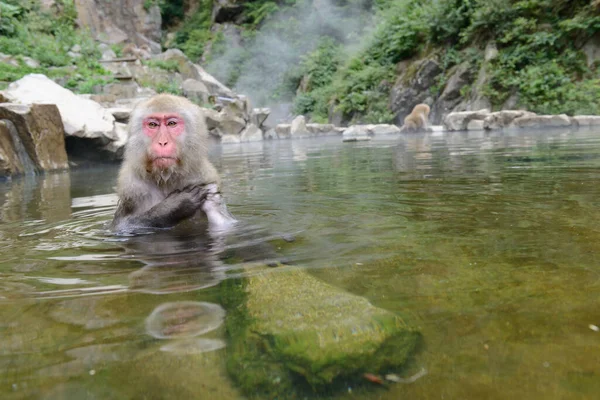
[221, 264, 420, 398]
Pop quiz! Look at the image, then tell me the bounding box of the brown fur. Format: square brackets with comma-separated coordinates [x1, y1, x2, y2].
[400, 104, 431, 133]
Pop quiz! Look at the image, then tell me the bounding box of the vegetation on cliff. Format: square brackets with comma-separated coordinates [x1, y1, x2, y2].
[292, 0, 600, 122]
[167, 0, 599, 123]
[1, 0, 598, 123]
[0, 0, 111, 92]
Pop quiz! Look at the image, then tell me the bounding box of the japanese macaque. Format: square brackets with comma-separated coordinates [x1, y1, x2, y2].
[400, 103, 431, 133]
[111, 94, 236, 233]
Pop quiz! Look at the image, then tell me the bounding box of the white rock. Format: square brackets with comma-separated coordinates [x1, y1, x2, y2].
[571, 115, 600, 126]
[221, 134, 241, 144]
[240, 124, 263, 142]
[290, 115, 308, 136]
[368, 124, 401, 135]
[4, 74, 116, 140]
[342, 125, 372, 141]
[467, 119, 485, 131]
[510, 114, 572, 129]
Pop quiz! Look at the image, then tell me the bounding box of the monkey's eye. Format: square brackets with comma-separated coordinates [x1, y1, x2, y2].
[147, 121, 159, 128]
[167, 120, 178, 127]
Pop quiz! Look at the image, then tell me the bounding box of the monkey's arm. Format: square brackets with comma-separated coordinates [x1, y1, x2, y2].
[112, 185, 209, 231]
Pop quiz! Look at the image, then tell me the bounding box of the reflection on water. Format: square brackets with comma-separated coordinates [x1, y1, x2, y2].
[2, 129, 600, 399]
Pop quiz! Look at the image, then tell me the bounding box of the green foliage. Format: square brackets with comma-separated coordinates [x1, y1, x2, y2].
[172, 0, 212, 61]
[292, 38, 343, 118]
[159, 0, 184, 28]
[244, 1, 280, 28]
[143, 59, 180, 72]
[0, 0, 111, 93]
[475, 0, 599, 114]
[314, 0, 600, 121]
[367, 0, 428, 65]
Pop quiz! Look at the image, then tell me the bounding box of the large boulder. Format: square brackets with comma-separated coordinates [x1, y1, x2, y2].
[342, 125, 372, 141]
[0, 103, 68, 175]
[239, 124, 263, 142]
[182, 79, 210, 105]
[290, 115, 308, 137]
[250, 108, 270, 128]
[483, 110, 536, 130]
[3, 74, 117, 141]
[275, 124, 291, 139]
[510, 114, 573, 129]
[571, 115, 600, 126]
[369, 124, 402, 135]
[74, 0, 161, 50]
[443, 109, 491, 131]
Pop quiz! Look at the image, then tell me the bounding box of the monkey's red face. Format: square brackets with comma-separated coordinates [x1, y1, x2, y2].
[143, 113, 185, 169]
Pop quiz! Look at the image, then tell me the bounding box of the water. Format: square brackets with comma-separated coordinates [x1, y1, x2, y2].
[1, 129, 600, 399]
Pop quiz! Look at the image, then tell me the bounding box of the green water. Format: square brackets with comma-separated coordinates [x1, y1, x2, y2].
[1, 129, 600, 399]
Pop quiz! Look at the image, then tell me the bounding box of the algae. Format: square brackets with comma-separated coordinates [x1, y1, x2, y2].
[221, 264, 420, 398]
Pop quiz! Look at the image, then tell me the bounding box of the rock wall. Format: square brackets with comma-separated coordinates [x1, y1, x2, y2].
[74, 0, 162, 51]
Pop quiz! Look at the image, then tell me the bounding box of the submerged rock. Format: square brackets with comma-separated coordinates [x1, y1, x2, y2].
[222, 265, 419, 397]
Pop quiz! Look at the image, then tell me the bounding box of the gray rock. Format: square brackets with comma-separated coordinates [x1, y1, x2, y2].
[582, 32, 600, 68]
[99, 43, 117, 61]
[571, 115, 600, 126]
[484, 42, 499, 62]
[369, 124, 401, 135]
[240, 124, 263, 142]
[182, 79, 210, 105]
[290, 115, 308, 137]
[250, 108, 270, 128]
[0, 53, 19, 66]
[203, 108, 222, 130]
[342, 125, 372, 141]
[22, 57, 40, 68]
[275, 124, 291, 139]
[467, 119, 485, 131]
[306, 123, 336, 136]
[483, 110, 536, 130]
[443, 109, 490, 131]
[510, 114, 573, 129]
[106, 107, 132, 123]
[103, 81, 141, 100]
[221, 134, 241, 144]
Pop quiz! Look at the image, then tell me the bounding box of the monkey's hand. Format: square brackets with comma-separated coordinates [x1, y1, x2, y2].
[201, 183, 237, 232]
[163, 184, 210, 224]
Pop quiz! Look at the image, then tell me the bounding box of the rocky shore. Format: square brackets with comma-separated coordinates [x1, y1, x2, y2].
[1, 46, 600, 179]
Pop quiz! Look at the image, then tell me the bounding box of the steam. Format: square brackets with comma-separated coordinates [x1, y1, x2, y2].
[206, 0, 374, 118]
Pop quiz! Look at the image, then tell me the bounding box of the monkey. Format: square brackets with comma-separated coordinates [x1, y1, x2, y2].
[111, 94, 236, 233]
[400, 104, 431, 133]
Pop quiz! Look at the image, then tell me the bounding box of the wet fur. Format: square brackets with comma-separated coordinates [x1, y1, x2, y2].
[113, 94, 222, 231]
[400, 104, 431, 133]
